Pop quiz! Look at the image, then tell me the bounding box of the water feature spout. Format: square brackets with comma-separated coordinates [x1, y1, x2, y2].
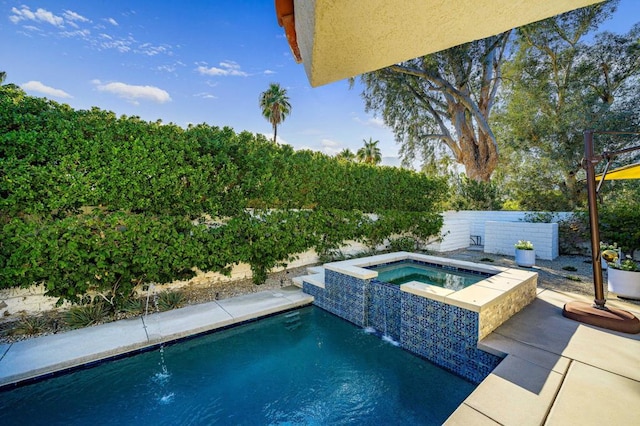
[145, 284, 156, 319]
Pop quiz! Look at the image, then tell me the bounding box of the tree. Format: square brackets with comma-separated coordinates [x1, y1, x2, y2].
[356, 137, 382, 164]
[259, 83, 291, 143]
[355, 33, 510, 181]
[335, 148, 355, 161]
[496, 0, 640, 209]
[0, 71, 19, 91]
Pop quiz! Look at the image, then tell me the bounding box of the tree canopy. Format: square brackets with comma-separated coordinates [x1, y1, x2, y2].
[259, 83, 291, 143]
[495, 0, 640, 209]
[356, 137, 382, 165]
[355, 33, 510, 181]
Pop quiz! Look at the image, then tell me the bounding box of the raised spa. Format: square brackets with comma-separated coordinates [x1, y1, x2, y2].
[369, 260, 490, 289]
[297, 251, 538, 383]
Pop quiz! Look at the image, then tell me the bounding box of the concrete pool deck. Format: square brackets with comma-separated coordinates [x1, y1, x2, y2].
[1, 286, 639, 425]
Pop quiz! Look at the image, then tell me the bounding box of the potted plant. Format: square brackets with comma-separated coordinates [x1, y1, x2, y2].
[599, 242, 619, 270]
[607, 257, 640, 300]
[514, 240, 535, 267]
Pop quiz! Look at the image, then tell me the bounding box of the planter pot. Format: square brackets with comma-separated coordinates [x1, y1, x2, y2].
[601, 258, 608, 270]
[515, 249, 535, 268]
[607, 268, 640, 300]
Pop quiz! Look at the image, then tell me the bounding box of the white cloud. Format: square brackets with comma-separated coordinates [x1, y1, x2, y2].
[264, 69, 276, 75]
[61, 29, 91, 39]
[353, 115, 387, 129]
[196, 61, 248, 77]
[10, 6, 64, 27]
[321, 139, 339, 148]
[259, 132, 288, 145]
[194, 92, 217, 99]
[157, 61, 185, 75]
[317, 139, 341, 155]
[21, 81, 72, 99]
[63, 10, 90, 25]
[136, 43, 170, 56]
[93, 80, 171, 104]
[100, 38, 132, 53]
[63, 10, 89, 22]
[106, 17, 119, 26]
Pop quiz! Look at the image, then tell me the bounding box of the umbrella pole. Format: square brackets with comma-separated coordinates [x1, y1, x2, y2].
[562, 130, 640, 333]
[584, 130, 607, 309]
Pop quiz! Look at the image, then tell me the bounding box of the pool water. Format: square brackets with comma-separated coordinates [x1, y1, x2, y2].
[373, 261, 487, 290]
[0, 307, 474, 425]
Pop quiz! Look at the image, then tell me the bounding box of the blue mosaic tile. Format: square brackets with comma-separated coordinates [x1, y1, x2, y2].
[366, 280, 401, 341]
[304, 267, 503, 384]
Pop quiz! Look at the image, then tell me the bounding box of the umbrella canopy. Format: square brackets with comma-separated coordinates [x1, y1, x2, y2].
[595, 162, 640, 181]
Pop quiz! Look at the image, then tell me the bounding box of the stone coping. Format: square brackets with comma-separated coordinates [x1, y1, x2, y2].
[323, 252, 537, 313]
[324, 251, 504, 278]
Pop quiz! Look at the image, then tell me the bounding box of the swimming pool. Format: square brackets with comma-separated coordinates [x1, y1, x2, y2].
[0, 307, 475, 425]
[371, 260, 488, 290]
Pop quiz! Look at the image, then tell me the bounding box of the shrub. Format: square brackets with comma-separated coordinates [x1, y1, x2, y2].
[388, 237, 419, 252]
[599, 198, 640, 254]
[11, 315, 49, 336]
[558, 213, 589, 255]
[0, 90, 447, 298]
[157, 291, 186, 311]
[64, 303, 110, 329]
[118, 298, 145, 315]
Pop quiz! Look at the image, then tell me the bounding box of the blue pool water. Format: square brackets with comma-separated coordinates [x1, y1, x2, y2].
[373, 261, 488, 290]
[0, 307, 475, 425]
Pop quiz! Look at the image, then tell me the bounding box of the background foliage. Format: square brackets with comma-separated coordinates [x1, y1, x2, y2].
[0, 86, 447, 305]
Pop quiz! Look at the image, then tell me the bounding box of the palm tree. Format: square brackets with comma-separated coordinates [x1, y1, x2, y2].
[0, 71, 6, 85]
[336, 148, 356, 161]
[259, 83, 291, 143]
[356, 137, 382, 165]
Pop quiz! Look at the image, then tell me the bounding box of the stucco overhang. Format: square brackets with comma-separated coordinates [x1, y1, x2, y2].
[276, 0, 605, 87]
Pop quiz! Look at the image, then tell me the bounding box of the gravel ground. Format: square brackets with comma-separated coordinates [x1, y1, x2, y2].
[1, 249, 637, 343]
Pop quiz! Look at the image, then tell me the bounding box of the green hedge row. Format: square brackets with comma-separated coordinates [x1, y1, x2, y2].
[0, 87, 447, 306]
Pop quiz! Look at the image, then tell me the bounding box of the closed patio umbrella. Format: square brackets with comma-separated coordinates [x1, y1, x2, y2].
[562, 132, 640, 334]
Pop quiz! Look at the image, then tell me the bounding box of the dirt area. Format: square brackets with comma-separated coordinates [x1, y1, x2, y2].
[1, 249, 637, 344]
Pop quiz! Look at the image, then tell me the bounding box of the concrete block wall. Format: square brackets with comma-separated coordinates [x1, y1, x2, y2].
[426, 219, 470, 252]
[441, 211, 572, 246]
[484, 221, 559, 260]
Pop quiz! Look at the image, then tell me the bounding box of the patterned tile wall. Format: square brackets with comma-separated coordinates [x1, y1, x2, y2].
[400, 292, 501, 384]
[367, 280, 401, 341]
[321, 269, 369, 327]
[303, 270, 502, 384]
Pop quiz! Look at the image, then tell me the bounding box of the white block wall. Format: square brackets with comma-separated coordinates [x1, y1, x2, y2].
[484, 221, 559, 260]
[426, 219, 471, 252]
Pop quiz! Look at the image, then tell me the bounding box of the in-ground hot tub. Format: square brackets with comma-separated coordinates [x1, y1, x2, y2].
[368, 259, 490, 289]
[299, 251, 538, 383]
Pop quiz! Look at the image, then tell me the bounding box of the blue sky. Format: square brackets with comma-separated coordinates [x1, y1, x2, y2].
[1, 1, 638, 167]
